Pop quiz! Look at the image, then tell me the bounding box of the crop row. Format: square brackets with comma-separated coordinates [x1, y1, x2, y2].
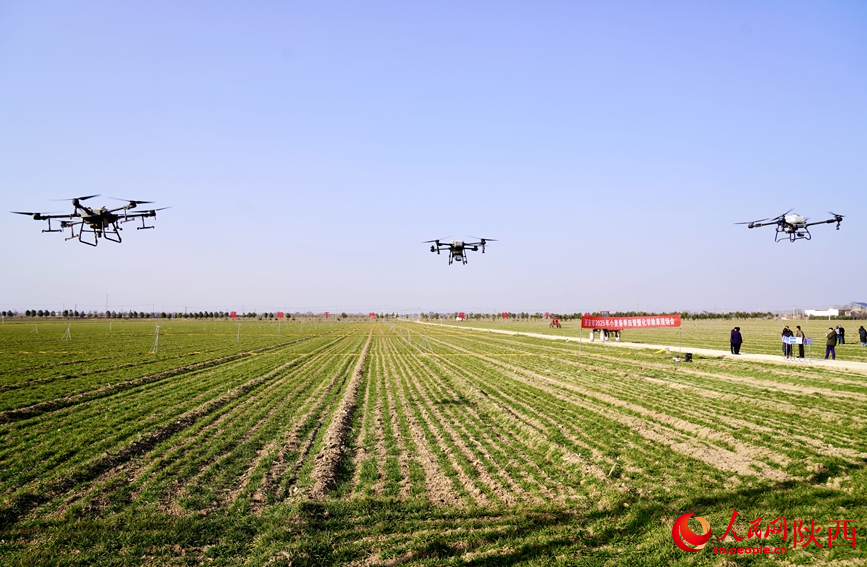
[0, 330, 365, 524]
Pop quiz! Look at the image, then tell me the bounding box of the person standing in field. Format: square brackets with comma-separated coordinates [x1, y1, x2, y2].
[839, 325, 845, 345]
[782, 326, 794, 358]
[795, 325, 805, 359]
[835, 325, 842, 344]
[859, 325, 866, 346]
[825, 327, 838, 360]
[730, 326, 743, 354]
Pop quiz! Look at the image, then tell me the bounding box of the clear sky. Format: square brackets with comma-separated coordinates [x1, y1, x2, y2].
[1, 1, 864, 315]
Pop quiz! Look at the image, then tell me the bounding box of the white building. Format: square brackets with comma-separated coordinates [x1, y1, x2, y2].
[805, 308, 839, 318]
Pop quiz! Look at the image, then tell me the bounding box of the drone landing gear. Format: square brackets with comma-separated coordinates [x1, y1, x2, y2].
[136, 216, 154, 230]
[41, 218, 62, 234]
[66, 223, 123, 246]
[775, 226, 811, 243]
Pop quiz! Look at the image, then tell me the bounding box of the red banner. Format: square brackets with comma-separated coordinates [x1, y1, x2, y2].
[229, 311, 237, 319]
[581, 315, 681, 329]
[277, 312, 284, 319]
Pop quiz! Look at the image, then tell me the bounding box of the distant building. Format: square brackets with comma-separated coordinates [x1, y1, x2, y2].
[805, 308, 839, 318]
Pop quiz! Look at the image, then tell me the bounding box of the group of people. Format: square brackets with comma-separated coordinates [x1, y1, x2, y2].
[780, 325, 807, 359]
[826, 324, 867, 358]
[731, 324, 867, 361]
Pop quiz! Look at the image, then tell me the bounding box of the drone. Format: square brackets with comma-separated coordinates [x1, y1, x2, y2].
[12, 194, 168, 246]
[424, 237, 496, 265]
[736, 210, 844, 242]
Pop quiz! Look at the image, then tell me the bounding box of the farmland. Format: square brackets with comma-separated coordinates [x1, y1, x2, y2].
[1, 318, 866, 566]
[438, 317, 867, 363]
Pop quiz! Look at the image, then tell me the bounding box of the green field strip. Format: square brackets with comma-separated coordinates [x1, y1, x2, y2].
[372, 347, 400, 498]
[457, 349, 786, 484]
[0, 322, 303, 374]
[0, 335, 324, 417]
[414, 366, 549, 506]
[275, 336, 368, 500]
[536, 351, 867, 467]
[222, 339, 372, 513]
[411, 354, 584, 505]
[252, 344, 369, 508]
[428, 344, 737, 502]
[526, 362, 795, 480]
[439, 330, 867, 473]
[379, 340, 427, 500]
[382, 336, 473, 502]
[152, 344, 353, 512]
[0, 324, 351, 399]
[389, 338, 505, 507]
[419, 350, 612, 502]
[0, 335, 337, 463]
[392, 337, 554, 503]
[0, 352, 293, 497]
[380, 339, 422, 500]
[309, 333, 372, 499]
[387, 344, 476, 507]
[492, 352, 794, 461]
[0, 349, 323, 524]
[0, 336, 352, 520]
[61, 353, 332, 519]
[348, 341, 382, 498]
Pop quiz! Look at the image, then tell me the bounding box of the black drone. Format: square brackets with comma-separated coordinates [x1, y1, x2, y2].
[12, 194, 168, 246]
[736, 210, 844, 242]
[424, 237, 496, 265]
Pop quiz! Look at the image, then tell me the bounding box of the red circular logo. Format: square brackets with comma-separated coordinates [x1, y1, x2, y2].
[672, 513, 711, 552]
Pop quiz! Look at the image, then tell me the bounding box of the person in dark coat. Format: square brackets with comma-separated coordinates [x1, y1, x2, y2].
[859, 325, 866, 347]
[825, 327, 838, 360]
[795, 325, 806, 359]
[730, 327, 743, 354]
[782, 326, 794, 358]
[839, 326, 845, 344]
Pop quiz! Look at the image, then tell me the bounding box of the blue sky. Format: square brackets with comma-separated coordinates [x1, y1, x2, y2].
[1, 1, 864, 314]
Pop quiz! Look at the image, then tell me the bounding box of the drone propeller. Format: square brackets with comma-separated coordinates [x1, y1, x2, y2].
[468, 236, 497, 242]
[51, 194, 100, 202]
[423, 237, 450, 243]
[11, 211, 61, 220]
[829, 211, 844, 229]
[110, 197, 155, 207]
